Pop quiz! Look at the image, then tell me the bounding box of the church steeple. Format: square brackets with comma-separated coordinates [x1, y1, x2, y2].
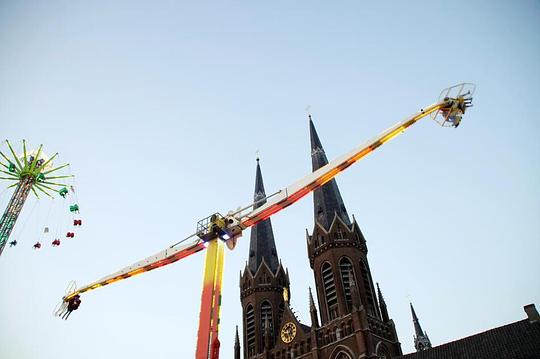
[240, 158, 290, 357]
[309, 116, 351, 230]
[248, 158, 279, 274]
[410, 302, 432, 351]
[307, 116, 384, 322]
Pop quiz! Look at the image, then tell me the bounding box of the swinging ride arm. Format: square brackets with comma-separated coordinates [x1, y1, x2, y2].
[58, 84, 474, 359]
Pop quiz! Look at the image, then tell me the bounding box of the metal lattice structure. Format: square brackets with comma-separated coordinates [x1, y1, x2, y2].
[0, 140, 72, 257]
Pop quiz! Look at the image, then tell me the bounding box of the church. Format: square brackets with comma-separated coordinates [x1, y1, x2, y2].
[232, 118, 540, 359]
[234, 118, 402, 359]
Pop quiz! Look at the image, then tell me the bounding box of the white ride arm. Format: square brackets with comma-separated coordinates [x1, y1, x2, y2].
[239, 101, 446, 228]
[63, 238, 205, 301]
[60, 83, 473, 305]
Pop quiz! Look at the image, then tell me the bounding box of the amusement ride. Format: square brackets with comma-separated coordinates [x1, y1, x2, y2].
[55, 84, 475, 359]
[0, 140, 81, 257]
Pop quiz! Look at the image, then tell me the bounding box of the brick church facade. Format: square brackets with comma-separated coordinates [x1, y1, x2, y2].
[232, 117, 540, 359]
[234, 118, 402, 359]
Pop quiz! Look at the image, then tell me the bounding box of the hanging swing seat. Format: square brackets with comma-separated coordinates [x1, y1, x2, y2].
[66, 232, 75, 238]
[69, 204, 79, 213]
[59, 187, 69, 198]
[73, 219, 82, 226]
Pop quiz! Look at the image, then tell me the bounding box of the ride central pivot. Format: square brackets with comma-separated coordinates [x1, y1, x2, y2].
[196, 213, 245, 250]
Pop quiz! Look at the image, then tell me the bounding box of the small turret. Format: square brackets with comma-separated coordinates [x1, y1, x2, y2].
[309, 287, 320, 328]
[234, 325, 240, 359]
[377, 283, 390, 322]
[410, 302, 432, 351]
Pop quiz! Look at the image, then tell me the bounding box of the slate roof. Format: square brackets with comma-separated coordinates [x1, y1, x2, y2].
[410, 303, 425, 338]
[398, 319, 540, 359]
[247, 159, 280, 274]
[300, 323, 312, 334]
[309, 117, 351, 230]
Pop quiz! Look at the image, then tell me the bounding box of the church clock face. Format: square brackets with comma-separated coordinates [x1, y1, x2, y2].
[280, 322, 297, 343]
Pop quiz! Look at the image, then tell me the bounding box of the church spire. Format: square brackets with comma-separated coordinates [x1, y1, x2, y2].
[309, 116, 351, 230]
[248, 158, 280, 274]
[410, 302, 432, 351]
[410, 302, 424, 338]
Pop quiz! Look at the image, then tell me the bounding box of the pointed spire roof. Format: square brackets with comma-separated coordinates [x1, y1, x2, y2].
[248, 158, 280, 274]
[410, 302, 425, 337]
[411, 302, 432, 351]
[309, 116, 351, 230]
[235, 325, 240, 345]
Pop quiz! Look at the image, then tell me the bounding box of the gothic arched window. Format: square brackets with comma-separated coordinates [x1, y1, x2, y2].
[260, 301, 273, 348]
[321, 262, 338, 320]
[245, 304, 256, 355]
[376, 342, 391, 359]
[339, 257, 354, 311]
[360, 260, 376, 316]
[334, 351, 352, 359]
[317, 206, 324, 222]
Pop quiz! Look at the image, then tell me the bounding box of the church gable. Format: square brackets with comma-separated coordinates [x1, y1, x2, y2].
[272, 304, 312, 355]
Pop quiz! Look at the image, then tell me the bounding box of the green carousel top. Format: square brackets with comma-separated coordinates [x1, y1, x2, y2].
[0, 139, 73, 198]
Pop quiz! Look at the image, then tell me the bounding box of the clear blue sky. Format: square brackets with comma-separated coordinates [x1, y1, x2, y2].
[1, 1, 539, 358]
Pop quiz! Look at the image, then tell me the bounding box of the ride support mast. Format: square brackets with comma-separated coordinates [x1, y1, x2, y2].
[0, 177, 33, 256]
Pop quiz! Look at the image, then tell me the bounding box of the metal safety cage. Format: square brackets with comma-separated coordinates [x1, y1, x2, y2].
[196, 213, 229, 242]
[431, 83, 475, 127]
